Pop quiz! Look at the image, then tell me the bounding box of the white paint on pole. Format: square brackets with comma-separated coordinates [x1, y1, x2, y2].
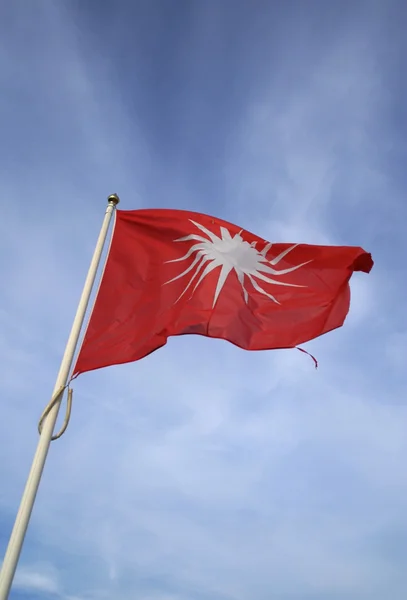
[0, 195, 120, 600]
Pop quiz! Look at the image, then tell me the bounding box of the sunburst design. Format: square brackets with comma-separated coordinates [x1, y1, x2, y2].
[163, 220, 311, 307]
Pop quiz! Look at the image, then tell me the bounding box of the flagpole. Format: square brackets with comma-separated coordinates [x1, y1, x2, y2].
[0, 194, 120, 600]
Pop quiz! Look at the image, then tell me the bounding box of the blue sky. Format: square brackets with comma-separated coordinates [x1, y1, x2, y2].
[0, 0, 406, 599]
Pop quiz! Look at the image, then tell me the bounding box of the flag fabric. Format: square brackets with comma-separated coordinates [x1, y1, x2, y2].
[73, 209, 373, 375]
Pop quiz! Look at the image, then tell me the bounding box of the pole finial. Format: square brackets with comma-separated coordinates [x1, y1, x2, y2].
[108, 193, 120, 206]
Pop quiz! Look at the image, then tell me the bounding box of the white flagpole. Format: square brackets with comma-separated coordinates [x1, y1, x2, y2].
[0, 194, 120, 600]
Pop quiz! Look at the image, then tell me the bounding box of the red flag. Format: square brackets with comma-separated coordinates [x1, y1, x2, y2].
[73, 209, 373, 375]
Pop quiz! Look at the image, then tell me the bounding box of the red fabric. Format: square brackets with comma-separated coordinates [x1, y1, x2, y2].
[73, 209, 373, 375]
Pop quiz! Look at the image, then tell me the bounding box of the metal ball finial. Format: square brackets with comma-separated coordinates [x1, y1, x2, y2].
[108, 193, 120, 206]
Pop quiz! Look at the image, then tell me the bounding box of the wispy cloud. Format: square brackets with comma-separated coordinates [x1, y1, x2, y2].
[11, 563, 59, 596]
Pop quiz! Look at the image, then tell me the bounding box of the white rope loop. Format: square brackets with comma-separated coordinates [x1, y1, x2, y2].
[38, 384, 73, 441]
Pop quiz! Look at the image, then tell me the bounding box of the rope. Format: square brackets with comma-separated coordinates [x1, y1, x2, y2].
[296, 346, 318, 369]
[38, 383, 73, 441]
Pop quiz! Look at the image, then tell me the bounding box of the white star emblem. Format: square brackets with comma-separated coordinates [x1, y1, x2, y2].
[163, 220, 311, 307]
